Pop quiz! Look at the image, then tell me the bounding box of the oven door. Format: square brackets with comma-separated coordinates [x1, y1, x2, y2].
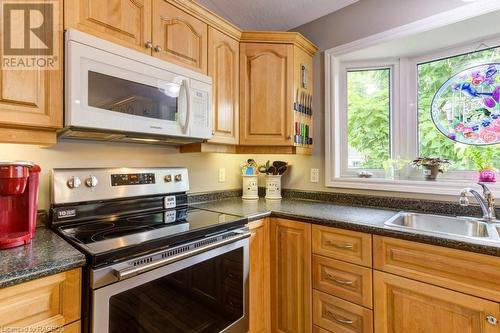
[65, 32, 212, 140]
[92, 238, 249, 333]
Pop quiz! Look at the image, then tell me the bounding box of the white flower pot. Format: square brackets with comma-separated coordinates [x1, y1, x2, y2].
[265, 175, 282, 200]
[242, 175, 258, 200]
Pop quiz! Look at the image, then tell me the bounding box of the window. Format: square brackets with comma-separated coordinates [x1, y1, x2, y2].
[417, 47, 500, 171]
[326, 38, 500, 194]
[347, 69, 391, 169]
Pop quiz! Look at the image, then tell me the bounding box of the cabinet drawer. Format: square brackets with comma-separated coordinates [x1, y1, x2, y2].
[313, 255, 372, 308]
[373, 236, 500, 302]
[312, 225, 372, 267]
[0, 269, 81, 331]
[313, 290, 373, 333]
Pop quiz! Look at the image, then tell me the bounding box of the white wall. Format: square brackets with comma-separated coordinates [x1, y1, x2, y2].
[0, 0, 474, 210]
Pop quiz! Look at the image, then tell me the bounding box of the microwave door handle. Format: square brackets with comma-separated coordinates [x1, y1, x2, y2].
[179, 79, 191, 134]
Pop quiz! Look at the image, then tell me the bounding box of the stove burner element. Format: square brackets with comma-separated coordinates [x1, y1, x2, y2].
[91, 226, 157, 242]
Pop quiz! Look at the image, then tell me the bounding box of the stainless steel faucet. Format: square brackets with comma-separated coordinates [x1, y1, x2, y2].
[459, 183, 496, 221]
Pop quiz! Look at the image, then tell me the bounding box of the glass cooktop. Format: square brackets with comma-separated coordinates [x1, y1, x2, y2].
[56, 207, 247, 266]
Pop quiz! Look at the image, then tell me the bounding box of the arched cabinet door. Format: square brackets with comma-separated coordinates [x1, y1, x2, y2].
[152, 0, 207, 74]
[208, 27, 239, 145]
[240, 43, 294, 146]
[65, 0, 152, 54]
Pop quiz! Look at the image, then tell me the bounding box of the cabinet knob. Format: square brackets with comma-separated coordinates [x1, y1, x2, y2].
[487, 315, 498, 325]
[154, 45, 162, 52]
[145, 41, 153, 49]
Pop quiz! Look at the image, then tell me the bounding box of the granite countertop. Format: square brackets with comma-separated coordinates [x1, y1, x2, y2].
[194, 197, 500, 257]
[0, 228, 86, 289]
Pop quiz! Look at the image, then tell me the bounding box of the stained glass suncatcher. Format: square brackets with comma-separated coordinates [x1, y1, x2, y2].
[431, 63, 500, 145]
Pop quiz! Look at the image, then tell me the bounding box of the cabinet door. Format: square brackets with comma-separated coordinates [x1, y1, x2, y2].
[0, 269, 81, 331]
[208, 27, 239, 145]
[374, 271, 500, 333]
[65, 0, 152, 54]
[240, 43, 294, 146]
[248, 219, 271, 333]
[271, 218, 312, 333]
[152, 0, 207, 73]
[0, 0, 63, 143]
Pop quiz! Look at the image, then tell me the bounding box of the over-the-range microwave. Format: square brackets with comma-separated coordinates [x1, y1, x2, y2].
[61, 29, 212, 145]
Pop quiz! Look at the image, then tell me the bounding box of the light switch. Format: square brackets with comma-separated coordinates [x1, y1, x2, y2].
[310, 168, 319, 183]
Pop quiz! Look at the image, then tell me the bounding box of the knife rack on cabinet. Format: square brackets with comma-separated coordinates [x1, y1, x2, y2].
[294, 88, 313, 146]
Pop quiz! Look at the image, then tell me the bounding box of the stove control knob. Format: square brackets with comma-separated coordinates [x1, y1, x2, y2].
[85, 176, 99, 188]
[164, 175, 172, 182]
[67, 176, 81, 189]
[174, 174, 182, 182]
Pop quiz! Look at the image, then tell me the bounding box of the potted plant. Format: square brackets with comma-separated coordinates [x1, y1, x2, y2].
[466, 148, 497, 183]
[411, 157, 451, 181]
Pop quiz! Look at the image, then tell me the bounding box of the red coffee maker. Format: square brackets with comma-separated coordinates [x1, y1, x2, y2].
[0, 161, 41, 249]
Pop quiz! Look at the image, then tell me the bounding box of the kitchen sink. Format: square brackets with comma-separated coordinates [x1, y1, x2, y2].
[384, 212, 494, 238]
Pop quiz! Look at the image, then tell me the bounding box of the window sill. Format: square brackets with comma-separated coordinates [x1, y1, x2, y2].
[326, 177, 500, 197]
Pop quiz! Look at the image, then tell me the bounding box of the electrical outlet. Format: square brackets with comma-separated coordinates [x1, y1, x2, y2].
[310, 168, 319, 183]
[218, 168, 226, 183]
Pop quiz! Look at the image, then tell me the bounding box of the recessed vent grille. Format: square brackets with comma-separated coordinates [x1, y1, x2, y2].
[126, 230, 244, 270]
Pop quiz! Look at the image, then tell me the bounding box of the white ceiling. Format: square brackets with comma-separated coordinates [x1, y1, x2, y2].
[197, 0, 359, 31]
[339, 9, 500, 61]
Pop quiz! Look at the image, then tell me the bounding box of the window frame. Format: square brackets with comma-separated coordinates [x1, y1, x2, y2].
[325, 36, 500, 196]
[338, 60, 399, 178]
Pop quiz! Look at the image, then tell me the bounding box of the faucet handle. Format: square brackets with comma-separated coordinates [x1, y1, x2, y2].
[459, 192, 469, 207]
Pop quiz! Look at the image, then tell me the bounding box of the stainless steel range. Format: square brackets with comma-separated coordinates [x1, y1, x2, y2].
[50, 167, 249, 333]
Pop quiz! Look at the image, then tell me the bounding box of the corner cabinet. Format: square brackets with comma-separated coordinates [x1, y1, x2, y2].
[239, 43, 293, 146]
[270, 218, 312, 333]
[238, 32, 317, 154]
[0, 0, 63, 145]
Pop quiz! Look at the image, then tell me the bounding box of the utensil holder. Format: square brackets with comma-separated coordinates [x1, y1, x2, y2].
[265, 175, 282, 200]
[242, 175, 258, 200]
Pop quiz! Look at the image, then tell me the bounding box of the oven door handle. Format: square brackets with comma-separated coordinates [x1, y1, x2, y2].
[113, 231, 250, 281]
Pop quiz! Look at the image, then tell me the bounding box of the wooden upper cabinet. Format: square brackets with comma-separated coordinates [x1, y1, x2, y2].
[374, 271, 500, 333]
[208, 27, 239, 145]
[271, 218, 312, 333]
[240, 43, 294, 146]
[65, 0, 152, 53]
[0, 0, 63, 145]
[152, 0, 207, 73]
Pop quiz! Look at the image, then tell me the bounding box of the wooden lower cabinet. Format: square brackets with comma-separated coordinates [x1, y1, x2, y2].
[248, 219, 271, 333]
[373, 270, 500, 333]
[0, 268, 81, 332]
[271, 218, 312, 333]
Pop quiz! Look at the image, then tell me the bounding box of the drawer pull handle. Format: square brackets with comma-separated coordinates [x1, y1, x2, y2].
[326, 310, 354, 325]
[326, 273, 354, 286]
[487, 315, 498, 325]
[326, 241, 354, 249]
